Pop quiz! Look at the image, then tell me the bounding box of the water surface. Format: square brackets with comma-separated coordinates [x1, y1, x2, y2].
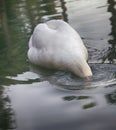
[0, 0, 116, 130]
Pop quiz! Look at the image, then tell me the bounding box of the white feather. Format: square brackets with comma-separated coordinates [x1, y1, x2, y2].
[28, 20, 92, 78]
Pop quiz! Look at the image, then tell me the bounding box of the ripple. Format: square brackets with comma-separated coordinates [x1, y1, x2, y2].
[30, 63, 116, 90]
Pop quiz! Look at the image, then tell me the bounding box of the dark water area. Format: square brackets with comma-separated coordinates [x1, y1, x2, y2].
[0, 0, 116, 130]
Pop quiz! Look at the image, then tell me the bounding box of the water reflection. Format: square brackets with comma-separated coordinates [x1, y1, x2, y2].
[106, 91, 116, 104]
[63, 95, 96, 109]
[102, 0, 116, 63]
[0, 86, 16, 129]
[41, 0, 68, 22]
[83, 102, 96, 109]
[0, 0, 29, 77]
[0, 0, 11, 45]
[60, 0, 68, 22]
[63, 95, 90, 101]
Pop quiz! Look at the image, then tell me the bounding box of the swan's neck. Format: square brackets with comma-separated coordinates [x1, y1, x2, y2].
[71, 59, 92, 78]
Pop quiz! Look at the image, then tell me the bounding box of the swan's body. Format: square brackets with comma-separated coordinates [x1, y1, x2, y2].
[28, 20, 92, 78]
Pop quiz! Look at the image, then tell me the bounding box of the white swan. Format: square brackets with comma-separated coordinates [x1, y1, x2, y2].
[28, 20, 92, 78]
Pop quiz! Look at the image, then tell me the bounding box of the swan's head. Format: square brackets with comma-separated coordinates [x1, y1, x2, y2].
[70, 58, 92, 79]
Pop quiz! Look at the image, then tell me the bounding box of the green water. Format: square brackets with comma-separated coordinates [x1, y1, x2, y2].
[0, 0, 116, 130]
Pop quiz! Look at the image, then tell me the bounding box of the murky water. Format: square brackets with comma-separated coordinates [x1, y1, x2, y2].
[0, 0, 116, 130]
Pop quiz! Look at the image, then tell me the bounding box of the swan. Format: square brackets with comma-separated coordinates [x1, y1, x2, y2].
[28, 19, 92, 78]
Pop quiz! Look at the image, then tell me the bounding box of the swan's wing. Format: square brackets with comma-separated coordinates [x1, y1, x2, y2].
[31, 23, 57, 49]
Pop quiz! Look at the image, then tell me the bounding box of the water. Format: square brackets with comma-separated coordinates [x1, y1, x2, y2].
[0, 0, 116, 130]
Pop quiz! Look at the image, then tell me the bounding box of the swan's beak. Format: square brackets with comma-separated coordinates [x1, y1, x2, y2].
[86, 75, 92, 80]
